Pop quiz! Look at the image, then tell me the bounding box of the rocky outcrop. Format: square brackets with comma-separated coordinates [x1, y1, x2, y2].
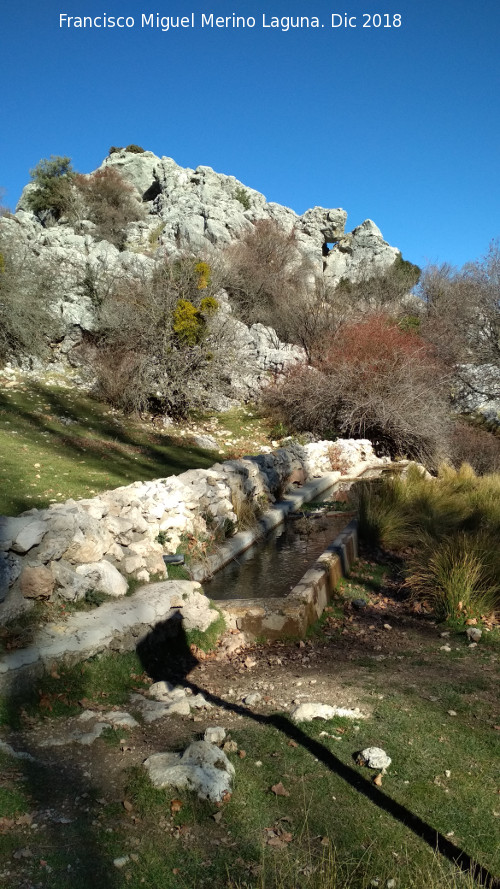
[99, 150, 399, 281]
[3, 150, 404, 405]
[10, 149, 401, 323]
[323, 219, 400, 286]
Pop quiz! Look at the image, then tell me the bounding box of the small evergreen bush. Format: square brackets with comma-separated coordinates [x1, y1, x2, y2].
[234, 186, 251, 210]
[26, 155, 75, 219]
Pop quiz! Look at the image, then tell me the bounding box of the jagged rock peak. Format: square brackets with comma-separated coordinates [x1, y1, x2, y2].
[13, 147, 400, 283]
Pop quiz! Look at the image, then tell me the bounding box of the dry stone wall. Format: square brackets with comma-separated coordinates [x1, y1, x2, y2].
[0, 439, 384, 620]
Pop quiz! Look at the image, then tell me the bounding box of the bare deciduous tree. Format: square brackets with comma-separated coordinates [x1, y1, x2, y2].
[88, 256, 234, 418]
[0, 239, 63, 364]
[418, 242, 500, 404]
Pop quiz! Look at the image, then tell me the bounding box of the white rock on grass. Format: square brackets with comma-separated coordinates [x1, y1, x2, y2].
[357, 747, 392, 772]
[102, 711, 139, 729]
[144, 740, 235, 802]
[204, 726, 226, 745]
[131, 693, 191, 723]
[291, 703, 367, 723]
[148, 681, 185, 702]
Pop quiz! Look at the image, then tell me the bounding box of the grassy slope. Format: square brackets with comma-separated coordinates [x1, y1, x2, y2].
[0, 383, 271, 516]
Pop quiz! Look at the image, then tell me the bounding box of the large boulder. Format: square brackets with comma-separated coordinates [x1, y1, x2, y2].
[75, 560, 128, 597]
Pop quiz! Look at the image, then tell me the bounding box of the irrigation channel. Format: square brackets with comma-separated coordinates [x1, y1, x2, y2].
[203, 483, 357, 602]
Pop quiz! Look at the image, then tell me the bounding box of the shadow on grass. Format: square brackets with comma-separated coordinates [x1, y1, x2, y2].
[1, 671, 123, 888]
[0, 383, 217, 514]
[137, 615, 499, 889]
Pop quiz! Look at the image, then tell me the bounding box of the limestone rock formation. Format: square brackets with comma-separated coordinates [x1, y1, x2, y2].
[9, 148, 401, 327]
[3, 148, 403, 407]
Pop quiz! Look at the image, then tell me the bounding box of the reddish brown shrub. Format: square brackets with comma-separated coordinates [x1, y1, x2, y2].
[75, 167, 144, 249]
[262, 314, 450, 465]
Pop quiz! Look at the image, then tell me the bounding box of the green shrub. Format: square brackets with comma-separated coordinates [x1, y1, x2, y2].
[398, 314, 422, 334]
[26, 155, 75, 219]
[173, 299, 204, 346]
[405, 532, 499, 622]
[195, 261, 211, 289]
[125, 144, 145, 153]
[393, 252, 421, 286]
[108, 146, 123, 155]
[199, 294, 218, 315]
[234, 186, 251, 210]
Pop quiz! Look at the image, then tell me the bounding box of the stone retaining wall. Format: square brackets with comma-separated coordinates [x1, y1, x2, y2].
[0, 438, 386, 621]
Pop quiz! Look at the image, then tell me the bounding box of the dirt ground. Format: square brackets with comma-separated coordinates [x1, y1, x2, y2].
[9, 572, 500, 806]
[2, 556, 499, 888]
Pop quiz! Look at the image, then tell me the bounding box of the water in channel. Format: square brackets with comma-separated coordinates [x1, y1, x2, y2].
[204, 488, 354, 601]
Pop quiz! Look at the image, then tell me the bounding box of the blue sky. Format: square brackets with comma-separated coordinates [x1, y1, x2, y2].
[1, 0, 499, 269]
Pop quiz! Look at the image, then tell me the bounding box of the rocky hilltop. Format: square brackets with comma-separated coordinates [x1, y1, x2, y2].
[13, 147, 400, 289]
[1, 148, 402, 404]
[95, 149, 400, 284]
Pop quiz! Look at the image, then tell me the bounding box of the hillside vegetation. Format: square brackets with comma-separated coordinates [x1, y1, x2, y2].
[2, 150, 499, 473]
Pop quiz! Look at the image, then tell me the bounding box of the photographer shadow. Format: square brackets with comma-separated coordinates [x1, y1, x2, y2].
[136, 612, 498, 889]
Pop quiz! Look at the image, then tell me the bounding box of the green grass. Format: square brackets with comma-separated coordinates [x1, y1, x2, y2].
[185, 604, 226, 652]
[96, 701, 499, 888]
[0, 650, 149, 728]
[167, 563, 191, 580]
[356, 466, 500, 622]
[216, 404, 273, 442]
[0, 381, 218, 515]
[0, 621, 499, 888]
[0, 753, 32, 818]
